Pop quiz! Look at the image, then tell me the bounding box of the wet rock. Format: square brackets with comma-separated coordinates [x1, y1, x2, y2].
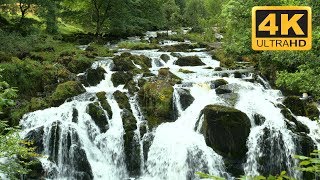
[199, 105, 251, 160]
[198, 105, 251, 177]
[142, 72, 155, 77]
[87, 103, 109, 133]
[214, 67, 222, 71]
[72, 108, 78, 123]
[258, 127, 290, 177]
[281, 107, 309, 133]
[50, 81, 85, 107]
[221, 73, 229, 77]
[111, 71, 133, 87]
[234, 71, 242, 78]
[25, 126, 44, 153]
[49, 121, 62, 163]
[142, 133, 154, 162]
[283, 96, 305, 116]
[124, 80, 139, 94]
[25, 159, 45, 179]
[138, 80, 174, 129]
[113, 90, 131, 111]
[153, 58, 164, 67]
[161, 43, 199, 52]
[175, 56, 205, 66]
[71, 145, 94, 180]
[215, 86, 232, 94]
[160, 54, 170, 62]
[305, 103, 320, 120]
[96, 92, 112, 119]
[112, 53, 151, 72]
[210, 79, 228, 89]
[176, 88, 195, 110]
[121, 109, 140, 176]
[253, 113, 266, 126]
[158, 68, 182, 85]
[170, 52, 182, 58]
[85, 67, 106, 86]
[218, 93, 239, 107]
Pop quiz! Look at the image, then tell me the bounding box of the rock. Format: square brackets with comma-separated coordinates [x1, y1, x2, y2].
[199, 105, 251, 160]
[84, 67, 106, 86]
[87, 103, 109, 133]
[198, 105, 251, 177]
[25, 126, 44, 153]
[124, 80, 139, 94]
[121, 109, 140, 176]
[218, 93, 239, 107]
[25, 159, 45, 179]
[214, 67, 223, 71]
[215, 87, 232, 94]
[143, 72, 155, 77]
[281, 108, 309, 133]
[72, 108, 78, 123]
[175, 56, 205, 66]
[48, 121, 62, 163]
[253, 114, 266, 126]
[111, 71, 133, 87]
[158, 68, 182, 85]
[283, 96, 305, 116]
[221, 73, 229, 77]
[50, 81, 85, 107]
[161, 43, 199, 52]
[113, 90, 131, 111]
[67, 56, 94, 74]
[71, 145, 94, 179]
[175, 88, 195, 110]
[160, 54, 170, 62]
[210, 79, 228, 89]
[112, 53, 151, 72]
[234, 71, 242, 78]
[138, 80, 174, 129]
[170, 52, 182, 58]
[96, 92, 112, 119]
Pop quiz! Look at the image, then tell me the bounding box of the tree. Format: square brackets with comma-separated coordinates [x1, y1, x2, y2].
[162, 0, 181, 29]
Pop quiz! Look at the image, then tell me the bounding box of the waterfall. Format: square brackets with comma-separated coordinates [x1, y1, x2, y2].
[17, 40, 319, 180]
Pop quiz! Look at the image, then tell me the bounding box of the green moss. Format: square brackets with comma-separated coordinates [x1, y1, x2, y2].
[96, 92, 113, 119]
[87, 103, 108, 133]
[212, 79, 228, 88]
[111, 72, 133, 87]
[158, 68, 182, 85]
[113, 90, 131, 111]
[175, 56, 205, 66]
[138, 80, 174, 129]
[67, 55, 94, 73]
[50, 81, 85, 106]
[305, 103, 319, 120]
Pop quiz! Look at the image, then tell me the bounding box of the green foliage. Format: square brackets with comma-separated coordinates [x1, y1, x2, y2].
[196, 171, 294, 180]
[294, 150, 320, 177]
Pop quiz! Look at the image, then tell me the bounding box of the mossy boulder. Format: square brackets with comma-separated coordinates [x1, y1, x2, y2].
[160, 54, 170, 62]
[198, 105, 251, 159]
[160, 43, 199, 52]
[67, 56, 94, 74]
[280, 107, 309, 133]
[87, 103, 109, 133]
[113, 90, 131, 111]
[81, 67, 106, 86]
[138, 80, 174, 129]
[210, 79, 228, 89]
[253, 113, 266, 126]
[283, 96, 319, 120]
[175, 56, 205, 66]
[124, 80, 139, 95]
[158, 68, 182, 85]
[214, 67, 223, 71]
[50, 81, 85, 106]
[283, 96, 305, 116]
[111, 71, 133, 87]
[112, 53, 151, 73]
[96, 92, 112, 119]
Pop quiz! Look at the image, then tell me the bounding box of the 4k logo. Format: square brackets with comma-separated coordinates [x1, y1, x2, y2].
[252, 6, 312, 50]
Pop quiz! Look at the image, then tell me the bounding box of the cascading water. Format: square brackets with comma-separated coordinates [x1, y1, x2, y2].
[18, 37, 320, 180]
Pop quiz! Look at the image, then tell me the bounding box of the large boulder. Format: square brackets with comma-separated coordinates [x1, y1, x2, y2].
[175, 88, 194, 110]
[158, 68, 182, 85]
[25, 126, 45, 153]
[50, 81, 85, 107]
[87, 103, 109, 133]
[175, 56, 205, 66]
[84, 67, 106, 86]
[138, 80, 174, 129]
[112, 53, 151, 73]
[197, 105, 251, 176]
[280, 107, 309, 133]
[111, 71, 133, 87]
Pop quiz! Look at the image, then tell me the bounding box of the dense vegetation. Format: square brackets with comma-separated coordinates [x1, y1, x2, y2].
[0, 0, 319, 178]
